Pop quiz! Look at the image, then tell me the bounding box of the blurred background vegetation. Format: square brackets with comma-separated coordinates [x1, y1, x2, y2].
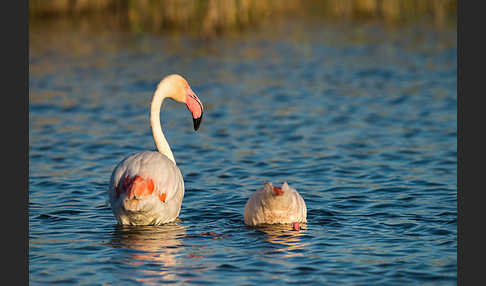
[30, 0, 456, 37]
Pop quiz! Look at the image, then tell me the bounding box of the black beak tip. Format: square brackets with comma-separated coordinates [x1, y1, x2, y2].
[193, 115, 202, 131]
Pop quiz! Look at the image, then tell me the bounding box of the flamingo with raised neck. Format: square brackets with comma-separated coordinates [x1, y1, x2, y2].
[108, 74, 203, 225]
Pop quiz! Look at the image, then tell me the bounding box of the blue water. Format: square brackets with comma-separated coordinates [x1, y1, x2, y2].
[29, 19, 457, 285]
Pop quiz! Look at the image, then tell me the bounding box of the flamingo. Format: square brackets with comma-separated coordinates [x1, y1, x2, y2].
[244, 182, 307, 231]
[108, 74, 203, 225]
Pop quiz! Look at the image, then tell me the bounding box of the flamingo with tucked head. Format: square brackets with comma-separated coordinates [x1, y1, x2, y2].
[244, 182, 307, 231]
[108, 74, 203, 225]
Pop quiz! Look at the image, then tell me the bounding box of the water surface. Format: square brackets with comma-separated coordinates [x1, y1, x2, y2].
[29, 18, 457, 285]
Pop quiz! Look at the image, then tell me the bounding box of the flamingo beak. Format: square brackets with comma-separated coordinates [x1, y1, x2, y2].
[185, 87, 203, 131]
[193, 112, 202, 131]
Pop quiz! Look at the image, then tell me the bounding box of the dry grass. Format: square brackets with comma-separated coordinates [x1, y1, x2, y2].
[30, 0, 457, 36]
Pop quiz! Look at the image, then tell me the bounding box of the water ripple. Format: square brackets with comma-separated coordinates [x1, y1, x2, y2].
[30, 19, 456, 285]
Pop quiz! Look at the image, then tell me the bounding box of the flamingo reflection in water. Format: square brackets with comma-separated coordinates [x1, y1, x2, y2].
[255, 224, 309, 258]
[109, 223, 187, 283]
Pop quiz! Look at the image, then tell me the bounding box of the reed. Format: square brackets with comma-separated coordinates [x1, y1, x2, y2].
[30, 0, 457, 36]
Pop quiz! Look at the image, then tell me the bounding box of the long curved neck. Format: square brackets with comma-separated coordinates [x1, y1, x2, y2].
[150, 87, 176, 165]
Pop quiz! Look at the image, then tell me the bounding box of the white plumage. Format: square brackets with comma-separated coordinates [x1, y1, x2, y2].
[244, 182, 307, 229]
[109, 151, 184, 225]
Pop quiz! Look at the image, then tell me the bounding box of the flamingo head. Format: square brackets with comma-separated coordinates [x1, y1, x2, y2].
[158, 74, 204, 131]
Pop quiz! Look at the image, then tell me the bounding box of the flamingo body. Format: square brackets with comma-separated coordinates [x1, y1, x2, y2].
[109, 151, 184, 225]
[244, 182, 307, 229]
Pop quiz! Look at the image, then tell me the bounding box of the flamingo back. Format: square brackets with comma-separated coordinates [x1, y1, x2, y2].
[109, 151, 184, 225]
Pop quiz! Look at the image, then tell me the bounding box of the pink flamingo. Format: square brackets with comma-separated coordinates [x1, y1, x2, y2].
[108, 74, 203, 225]
[244, 182, 307, 231]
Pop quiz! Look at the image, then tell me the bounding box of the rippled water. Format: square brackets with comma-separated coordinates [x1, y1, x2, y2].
[29, 19, 457, 285]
